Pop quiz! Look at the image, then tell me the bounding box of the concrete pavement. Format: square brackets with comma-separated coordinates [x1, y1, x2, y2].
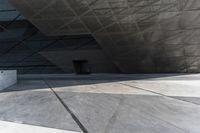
[0, 74, 200, 133]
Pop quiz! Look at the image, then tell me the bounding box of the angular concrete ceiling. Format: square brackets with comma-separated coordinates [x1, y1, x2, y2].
[0, 0, 101, 74]
[9, 0, 91, 36]
[9, 0, 200, 73]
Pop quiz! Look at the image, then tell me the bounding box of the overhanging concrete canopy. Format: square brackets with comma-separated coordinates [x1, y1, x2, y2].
[9, 0, 200, 73]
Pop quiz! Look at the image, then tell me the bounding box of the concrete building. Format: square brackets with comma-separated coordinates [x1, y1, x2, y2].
[0, 0, 200, 133]
[0, 0, 199, 74]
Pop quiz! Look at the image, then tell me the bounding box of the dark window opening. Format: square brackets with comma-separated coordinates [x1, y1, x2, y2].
[73, 60, 91, 74]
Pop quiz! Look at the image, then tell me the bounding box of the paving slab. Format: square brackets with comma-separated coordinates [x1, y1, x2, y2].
[47, 80, 196, 133]
[171, 96, 200, 105]
[47, 80, 157, 95]
[0, 74, 200, 133]
[0, 120, 81, 133]
[0, 80, 81, 132]
[121, 80, 200, 97]
[124, 95, 200, 133]
[121, 80, 200, 104]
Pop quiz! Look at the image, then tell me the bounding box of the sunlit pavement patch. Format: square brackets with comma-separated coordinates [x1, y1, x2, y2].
[0, 120, 81, 133]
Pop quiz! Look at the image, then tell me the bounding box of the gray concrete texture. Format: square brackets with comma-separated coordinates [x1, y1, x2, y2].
[9, 0, 200, 73]
[40, 50, 119, 73]
[0, 80, 81, 132]
[0, 70, 17, 90]
[0, 74, 200, 133]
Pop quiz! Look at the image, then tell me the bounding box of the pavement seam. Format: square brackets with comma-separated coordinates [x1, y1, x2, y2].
[119, 82, 200, 106]
[129, 104, 189, 133]
[43, 80, 89, 133]
[119, 83, 190, 133]
[103, 96, 125, 133]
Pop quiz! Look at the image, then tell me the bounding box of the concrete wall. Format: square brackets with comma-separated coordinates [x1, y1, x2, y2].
[0, 70, 17, 90]
[9, 0, 200, 73]
[40, 50, 119, 73]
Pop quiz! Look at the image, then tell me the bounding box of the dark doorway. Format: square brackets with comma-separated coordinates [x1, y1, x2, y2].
[73, 60, 91, 74]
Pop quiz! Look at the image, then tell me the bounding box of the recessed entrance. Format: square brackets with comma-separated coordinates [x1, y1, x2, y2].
[73, 60, 91, 74]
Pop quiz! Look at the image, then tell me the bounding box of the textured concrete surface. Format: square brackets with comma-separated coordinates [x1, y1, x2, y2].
[0, 70, 17, 90]
[0, 120, 80, 133]
[0, 80, 81, 132]
[0, 74, 200, 133]
[9, 0, 200, 73]
[40, 50, 119, 73]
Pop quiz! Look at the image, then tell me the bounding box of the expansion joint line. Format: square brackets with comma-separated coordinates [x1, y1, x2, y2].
[119, 82, 200, 106]
[43, 79, 89, 133]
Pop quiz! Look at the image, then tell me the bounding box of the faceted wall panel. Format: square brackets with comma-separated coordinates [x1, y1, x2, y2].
[0, 3, 100, 74]
[9, 0, 200, 73]
[40, 50, 119, 73]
